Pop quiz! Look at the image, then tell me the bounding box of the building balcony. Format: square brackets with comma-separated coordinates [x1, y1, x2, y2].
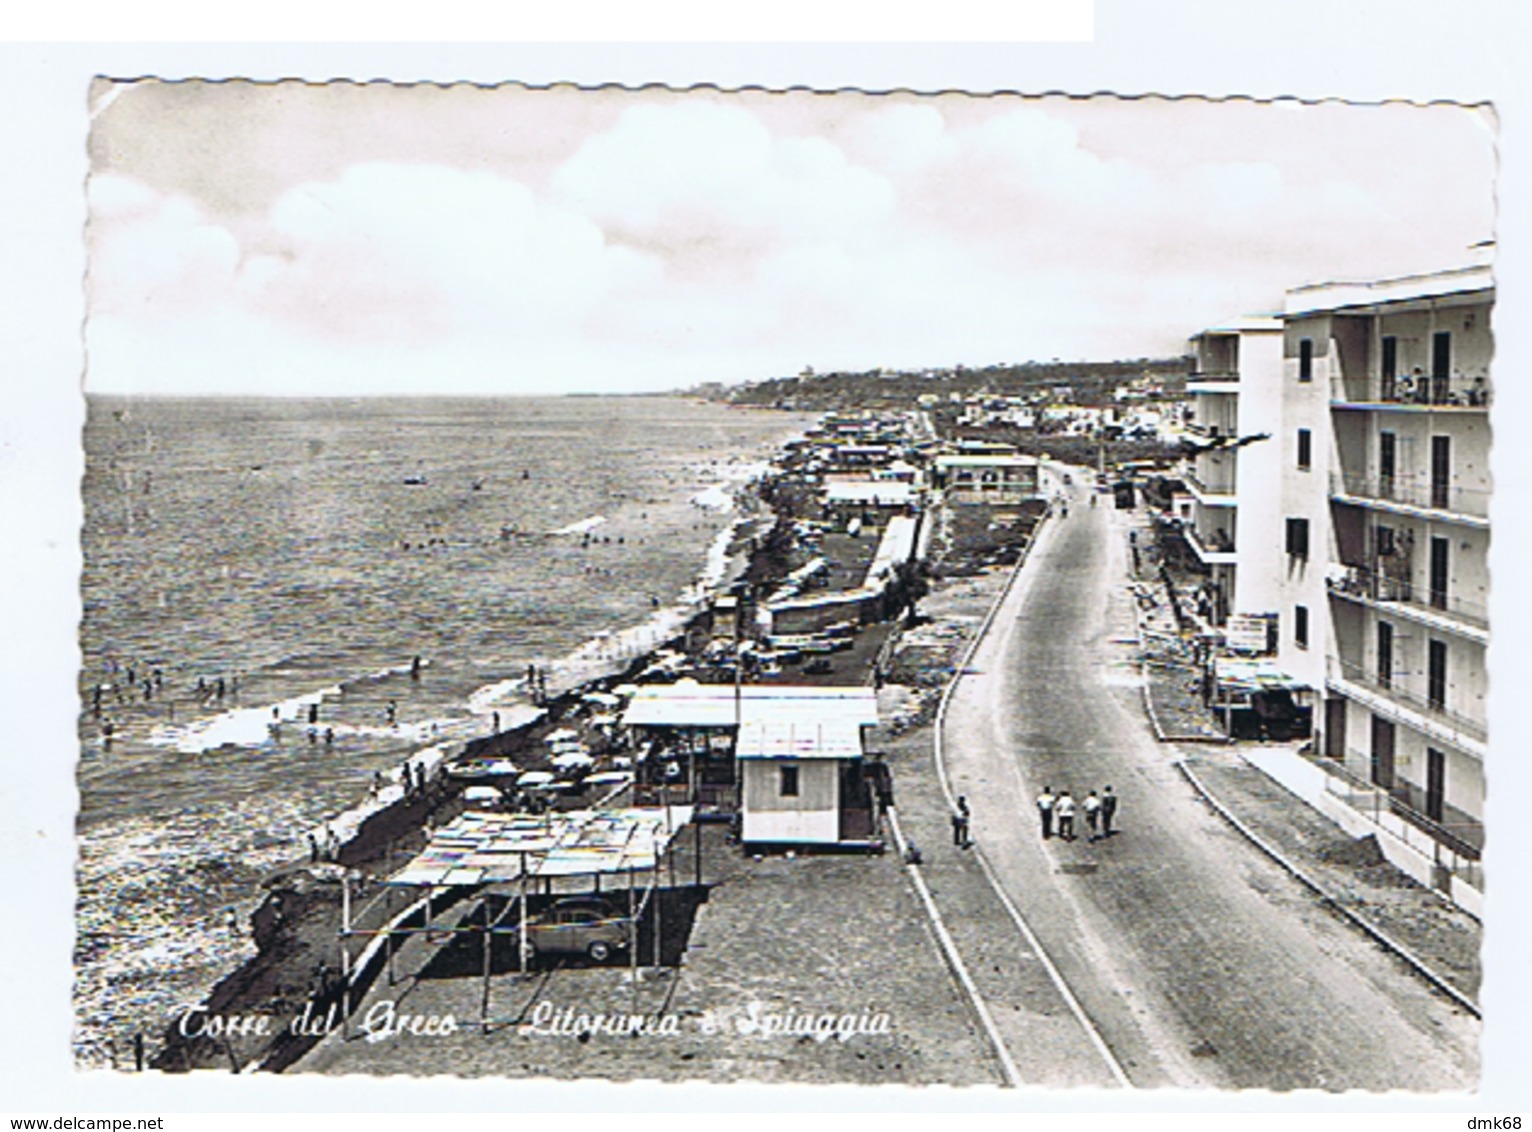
[1183, 467, 1237, 505]
[1184, 522, 1237, 565]
[1331, 374, 1491, 411]
[1185, 419, 1237, 440]
[1187, 370, 1241, 393]
[1326, 564, 1489, 643]
[1301, 746, 1482, 887]
[1326, 658, 1487, 753]
[1329, 472, 1489, 527]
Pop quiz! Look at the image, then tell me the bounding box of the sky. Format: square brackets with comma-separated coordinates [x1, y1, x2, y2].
[85, 82, 1498, 396]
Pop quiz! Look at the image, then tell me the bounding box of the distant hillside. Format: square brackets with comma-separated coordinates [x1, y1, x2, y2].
[700, 358, 1191, 412]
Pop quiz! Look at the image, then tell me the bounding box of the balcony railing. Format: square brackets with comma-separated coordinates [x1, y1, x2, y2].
[1326, 563, 1489, 632]
[1185, 523, 1236, 559]
[1184, 467, 1237, 497]
[1329, 658, 1487, 744]
[1188, 370, 1241, 384]
[1329, 472, 1490, 520]
[1302, 746, 1483, 888]
[1331, 374, 1491, 410]
[1186, 419, 1237, 439]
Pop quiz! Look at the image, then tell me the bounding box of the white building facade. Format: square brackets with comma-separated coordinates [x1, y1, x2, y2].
[1189, 262, 1491, 914]
[1184, 318, 1284, 625]
[1292, 266, 1489, 904]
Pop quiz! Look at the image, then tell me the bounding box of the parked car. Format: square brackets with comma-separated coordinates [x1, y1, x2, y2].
[523, 898, 630, 962]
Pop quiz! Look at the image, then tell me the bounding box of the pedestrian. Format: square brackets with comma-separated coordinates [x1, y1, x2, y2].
[411, 655, 422, 681]
[133, 1031, 145, 1073]
[951, 795, 971, 848]
[1101, 785, 1117, 837]
[308, 703, 319, 725]
[307, 833, 319, 863]
[386, 699, 397, 726]
[1036, 786, 1056, 839]
[492, 711, 500, 733]
[1055, 790, 1076, 841]
[324, 727, 334, 745]
[371, 770, 383, 795]
[1083, 790, 1102, 841]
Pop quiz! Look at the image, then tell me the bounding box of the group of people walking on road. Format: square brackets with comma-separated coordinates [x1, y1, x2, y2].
[1036, 785, 1117, 842]
[942, 787, 1118, 852]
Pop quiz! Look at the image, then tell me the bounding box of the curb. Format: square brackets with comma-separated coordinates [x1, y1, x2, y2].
[884, 807, 1021, 1088]
[1175, 757, 1480, 1019]
[1131, 552, 1231, 746]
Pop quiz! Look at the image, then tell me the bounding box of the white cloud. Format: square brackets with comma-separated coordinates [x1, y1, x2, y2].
[553, 101, 898, 266]
[87, 175, 240, 320]
[252, 162, 657, 345]
[83, 92, 1494, 395]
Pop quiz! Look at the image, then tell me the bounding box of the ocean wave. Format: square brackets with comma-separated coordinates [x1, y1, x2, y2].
[548, 514, 607, 536]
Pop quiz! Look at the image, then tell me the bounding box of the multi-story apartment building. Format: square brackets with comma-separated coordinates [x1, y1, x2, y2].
[1188, 261, 1489, 919]
[1292, 263, 1489, 906]
[1190, 260, 1490, 914]
[1184, 318, 1283, 626]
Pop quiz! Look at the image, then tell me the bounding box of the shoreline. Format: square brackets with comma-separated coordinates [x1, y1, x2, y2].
[139, 443, 796, 1073]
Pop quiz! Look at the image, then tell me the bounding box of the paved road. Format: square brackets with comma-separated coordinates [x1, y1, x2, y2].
[941, 475, 1479, 1090]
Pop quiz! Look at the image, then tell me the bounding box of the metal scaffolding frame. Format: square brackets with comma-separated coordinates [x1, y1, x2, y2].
[334, 806, 696, 1034]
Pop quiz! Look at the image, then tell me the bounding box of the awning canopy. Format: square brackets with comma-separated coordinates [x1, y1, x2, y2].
[388, 806, 694, 887]
[621, 681, 879, 730]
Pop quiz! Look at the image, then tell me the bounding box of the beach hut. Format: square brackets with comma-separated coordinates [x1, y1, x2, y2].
[620, 682, 882, 846]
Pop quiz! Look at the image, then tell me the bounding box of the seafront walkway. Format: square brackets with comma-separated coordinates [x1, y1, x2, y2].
[921, 476, 1478, 1089]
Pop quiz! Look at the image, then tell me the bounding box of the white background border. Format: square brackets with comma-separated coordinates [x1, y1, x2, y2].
[2, 1, 1528, 1114]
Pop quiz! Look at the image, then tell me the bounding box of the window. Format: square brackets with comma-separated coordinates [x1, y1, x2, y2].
[1427, 639, 1447, 712]
[1298, 338, 1314, 382]
[1285, 517, 1310, 559]
[779, 764, 800, 798]
[1295, 604, 1309, 649]
[1296, 428, 1312, 470]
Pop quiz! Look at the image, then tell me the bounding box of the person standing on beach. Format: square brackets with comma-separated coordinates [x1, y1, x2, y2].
[1036, 787, 1056, 840]
[1101, 786, 1118, 837]
[1055, 790, 1076, 841]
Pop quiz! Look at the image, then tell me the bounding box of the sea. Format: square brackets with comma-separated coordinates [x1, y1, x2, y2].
[74, 394, 814, 1066]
